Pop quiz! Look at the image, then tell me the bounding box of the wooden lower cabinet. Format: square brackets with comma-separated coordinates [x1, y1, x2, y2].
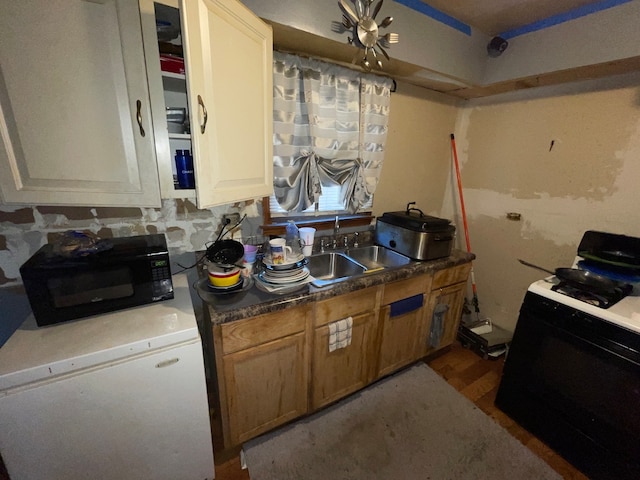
[423, 262, 471, 355]
[211, 262, 472, 447]
[311, 287, 380, 410]
[377, 305, 423, 378]
[311, 310, 376, 410]
[425, 282, 467, 353]
[215, 305, 310, 447]
[222, 333, 307, 445]
[376, 274, 431, 379]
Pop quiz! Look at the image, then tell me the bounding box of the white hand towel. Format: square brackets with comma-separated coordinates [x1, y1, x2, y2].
[328, 316, 353, 352]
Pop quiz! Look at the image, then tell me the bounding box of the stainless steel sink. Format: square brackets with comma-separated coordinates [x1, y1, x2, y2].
[346, 245, 411, 271]
[307, 246, 412, 287]
[307, 252, 366, 287]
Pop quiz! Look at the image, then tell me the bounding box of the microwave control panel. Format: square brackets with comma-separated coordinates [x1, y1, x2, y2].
[151, 259, 174, 300]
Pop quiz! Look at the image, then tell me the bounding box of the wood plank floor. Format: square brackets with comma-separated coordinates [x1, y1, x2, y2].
[212, 341, 588, 480]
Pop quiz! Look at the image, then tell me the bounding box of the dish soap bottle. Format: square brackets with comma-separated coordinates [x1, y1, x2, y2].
[285, 220, 301, 257]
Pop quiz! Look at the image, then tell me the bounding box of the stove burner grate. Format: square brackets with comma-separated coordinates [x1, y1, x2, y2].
[551, 281, 632, 308]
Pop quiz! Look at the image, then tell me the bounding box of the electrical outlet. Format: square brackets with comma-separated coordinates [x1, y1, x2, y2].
[222, 213, 241, 226]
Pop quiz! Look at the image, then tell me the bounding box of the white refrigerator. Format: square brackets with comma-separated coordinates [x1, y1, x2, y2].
[0, 274, 214, 480]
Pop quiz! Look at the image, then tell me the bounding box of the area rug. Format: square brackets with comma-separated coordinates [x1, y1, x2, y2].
[243, 363, 562, 480]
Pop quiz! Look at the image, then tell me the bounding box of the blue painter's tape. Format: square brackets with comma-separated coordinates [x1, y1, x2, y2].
[393, 0, 472, 36]
[500, 0, 633, 39]
[390, 294, 424, 317]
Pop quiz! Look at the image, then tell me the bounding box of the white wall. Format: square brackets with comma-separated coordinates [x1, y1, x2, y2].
[444, 71, 640, 330]
[374, 81, 459, 216]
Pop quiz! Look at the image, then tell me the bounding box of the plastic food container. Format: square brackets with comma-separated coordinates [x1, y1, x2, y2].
[207, 266, 241, 287]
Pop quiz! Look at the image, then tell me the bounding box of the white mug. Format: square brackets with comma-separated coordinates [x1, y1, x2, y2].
[269, 238, 292, 264]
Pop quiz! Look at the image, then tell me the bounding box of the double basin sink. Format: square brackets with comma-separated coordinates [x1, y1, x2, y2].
[306, 245, 412, 287]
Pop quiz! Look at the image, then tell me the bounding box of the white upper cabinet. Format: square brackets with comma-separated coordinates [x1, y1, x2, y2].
[179, 0, 273, 208]
[0, 0, 161, 207]
[141, 0, 274, 208]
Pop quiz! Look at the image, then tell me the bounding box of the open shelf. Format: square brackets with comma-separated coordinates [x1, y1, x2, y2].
[168, 133, 191, 140]
[162, 71, 186, 92]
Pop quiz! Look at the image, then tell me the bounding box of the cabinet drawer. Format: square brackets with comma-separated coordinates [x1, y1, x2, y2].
[382, 274, 431, 306]
[432, 263, 471, 290]
[220, 304, 310, 354]
[314, 287, 379, 327]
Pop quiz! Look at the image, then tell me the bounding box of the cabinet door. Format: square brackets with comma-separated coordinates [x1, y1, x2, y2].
[377, 304, 423, 378]
[140, 0, 196, 200]
[223, 332, 307, 446]
[424, 282, 467, 354]
[0, 0, 161, 207]
[311, 310, 375, 410]
[180, 0, 273, 208]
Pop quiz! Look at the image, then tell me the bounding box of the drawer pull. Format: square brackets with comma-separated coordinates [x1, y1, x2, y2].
[155, 358, 180, 368]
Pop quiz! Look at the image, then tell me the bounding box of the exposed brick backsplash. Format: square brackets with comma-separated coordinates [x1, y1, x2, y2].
[0, 208, 35, 224]
[0, 199, 261, 287]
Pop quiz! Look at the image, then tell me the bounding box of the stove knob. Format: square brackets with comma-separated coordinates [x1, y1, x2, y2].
[389, 240, 396, 248]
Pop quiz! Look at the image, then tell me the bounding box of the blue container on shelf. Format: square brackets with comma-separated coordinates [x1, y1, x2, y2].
[175, 149, 195, 189]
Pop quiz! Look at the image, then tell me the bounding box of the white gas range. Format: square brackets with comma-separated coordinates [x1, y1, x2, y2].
[497, 231, 640, 480]
[528, 274, 640, 335]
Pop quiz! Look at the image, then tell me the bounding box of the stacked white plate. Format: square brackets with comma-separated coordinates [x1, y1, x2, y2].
[260, 266, 310, 285]
[256, 253, 311, 293]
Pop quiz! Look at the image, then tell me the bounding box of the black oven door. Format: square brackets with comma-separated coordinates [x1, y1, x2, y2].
[496, 292, 640, 480]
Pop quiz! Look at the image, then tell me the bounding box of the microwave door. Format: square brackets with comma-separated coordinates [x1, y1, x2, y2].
[48, 267, 135, 309]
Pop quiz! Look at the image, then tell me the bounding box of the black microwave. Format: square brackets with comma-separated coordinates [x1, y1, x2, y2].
[20, 234, 174, 327]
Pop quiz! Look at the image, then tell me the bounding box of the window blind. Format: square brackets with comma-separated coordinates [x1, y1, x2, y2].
[269, 185, 372, 217]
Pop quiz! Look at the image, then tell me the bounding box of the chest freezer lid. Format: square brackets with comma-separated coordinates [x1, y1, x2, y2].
[0, 274, 198, 391]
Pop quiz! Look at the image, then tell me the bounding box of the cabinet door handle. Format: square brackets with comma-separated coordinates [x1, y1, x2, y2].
[136, 99, 146, 137]
[198, 94, 208, 134]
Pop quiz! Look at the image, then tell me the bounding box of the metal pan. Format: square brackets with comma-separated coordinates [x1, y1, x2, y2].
[206, 239, 244, 266]
[518, 259, 629, 294]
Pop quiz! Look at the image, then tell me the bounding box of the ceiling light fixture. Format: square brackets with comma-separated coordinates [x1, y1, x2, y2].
[338, 0, 399, 71]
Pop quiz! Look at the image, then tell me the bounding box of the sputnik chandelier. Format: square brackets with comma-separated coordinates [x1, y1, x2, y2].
[338, 0, 399, 71]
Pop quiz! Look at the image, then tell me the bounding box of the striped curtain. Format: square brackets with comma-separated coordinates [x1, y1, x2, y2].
[272, 52, 392, 213]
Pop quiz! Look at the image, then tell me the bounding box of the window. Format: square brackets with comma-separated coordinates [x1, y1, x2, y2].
[269, 52, 392, 220]
[268, 184, 373, 217]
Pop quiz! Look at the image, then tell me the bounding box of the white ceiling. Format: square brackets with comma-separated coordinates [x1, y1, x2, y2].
[420, 0, 606, 36]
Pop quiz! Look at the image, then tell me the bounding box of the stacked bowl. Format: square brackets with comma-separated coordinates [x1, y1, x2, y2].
[205, 239, 245, 292]
[257, 252, 310, 292]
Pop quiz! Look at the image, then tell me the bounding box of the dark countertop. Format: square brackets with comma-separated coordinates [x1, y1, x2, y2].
[197, 249, 475, 325]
